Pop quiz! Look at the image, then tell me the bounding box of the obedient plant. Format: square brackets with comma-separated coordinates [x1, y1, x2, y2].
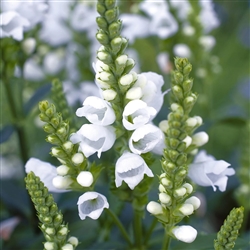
[1, 0, 247, 249]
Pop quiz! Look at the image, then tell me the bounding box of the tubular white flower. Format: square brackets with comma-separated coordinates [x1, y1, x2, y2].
[188, 150, 235, 192]
[122, 100, 156, 131]
[115, 152, 153, 190]
[126, 86, 143, 100]
[76, 96, 115, 126]
[102, 89, 117, 101]
[133, 72, 166, 113]
[192, 131, 209, 147]
[129, 124, 163, 154]
[76, 171, 94, 187]
[77, 191, 109, 220]
[146, 201, 163, 215]
[159, 193, 171, 205]
[70, 124, 116, 158]
[57, 165, 70, 176]
[172, 225, 197, 243]
[61, 244, 73, 250]
[25, 158, 68, 193]
[183, 183, 193, 194]
[182, 136, 192, 148]
[185, 196, 201, 210]
[0, 11, 30, 41]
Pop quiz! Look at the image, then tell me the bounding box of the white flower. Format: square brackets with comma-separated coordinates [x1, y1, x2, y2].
[23, 58, 44, 81]
[0, 11, 30, 41]
[185, 196, 201, 210]
[77, 191, 109, 220]
[199, 36, 216, 51]
[188, 150, 235, 192]
[52, 176, 72, 190]
[122, 100, 156, 131]
[43, 51, 65, 75]
[129, 124, 164, 154]
[192, 131, 209, 147]
[115, 152, 154, 190]
[76, 96, 115, 126]
[25, 158, 68, 193]
[172, 225, 197, 243]
[70, 124, 116, 158]
[133, 72, 168, 113]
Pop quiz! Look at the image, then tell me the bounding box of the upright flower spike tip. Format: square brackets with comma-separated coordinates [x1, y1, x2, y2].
[25, 172, 78, 249]
[214, 207, 244, 250]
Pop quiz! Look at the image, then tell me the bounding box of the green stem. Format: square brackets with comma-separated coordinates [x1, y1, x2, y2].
[133, 210, 143, 249]
[162, 230, 171, 250]
[105, 208, 132, 247]
[144, 217, 158, 245]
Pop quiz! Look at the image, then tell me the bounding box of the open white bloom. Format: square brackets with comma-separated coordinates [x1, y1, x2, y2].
[115, 152, 153, 190]
[77, 191, 109, 220]
[122, 100, 156, 130]
[133, 72, 167, 113]
[25, 158, 68, 193]
[76, 96, 115, 126]
[188, 150, 235, 191]
[70, 124, 116, 158]
[0, 11, 30, 41]
[172, 225, 197, 243]
[129, 124, 163, 154]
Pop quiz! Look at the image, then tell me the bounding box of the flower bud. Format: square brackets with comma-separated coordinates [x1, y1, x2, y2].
[174, 187, 187, 197]
[172, 225, 197, 243]
[96, 16, 108, 29]
[179, 203, 194, 216]
[159, 193, 171, 205]
[185, 196, 201, 210]
[124, 58, 135, 73]
[96, 31, 109, 45]
[119, 73, 134, 86]
[126, 87, 143, 100]
[97, 51, 112, 64]
[62, 141, 74, 152]
[68, 237, 79, 247]
[161, 177, 172, 188]
[61, 244, 73, 250]
[105, 7, 118, 23]
[182, 136, 192, 148]
[192, 132, 209, 147]
[111, 37, 123, 54]
[45, 227, 55, 236]
[194, 116, 203, 126]
[183, 79, 193, 93]
[99, 71, 116, 83]
[108, 20, 122, 39]
[147, 201, 163, 215]
[44, 242, 56, 250]
[22, 38, 36, 55]
[172, 85, 184, 100]
[183, 183, 193, 194]
[186, 117, 197, 127]
[52, 176, 72, 189]
[174, 72, 184, 84]
[77, 171, 94, 187]
[72, 153, 84, 165]
[96, 3, 106, 15]
[159, 184, 166, 193]
[102, 89, 117, 101]
[57, 165, 70, 176]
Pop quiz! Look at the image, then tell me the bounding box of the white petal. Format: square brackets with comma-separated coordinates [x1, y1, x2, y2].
[76, 96, 115, 126]
[115, 152, 153, 190]
[25, 158, 68, 193]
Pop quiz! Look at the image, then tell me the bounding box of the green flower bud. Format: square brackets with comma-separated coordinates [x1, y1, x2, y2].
[50, 116, 62, 128]
[51, 147, 67, 159]
[167, 128, 181, 138]
[183, 63, 192, 75]
[111, 37, 123, 54]
[174, 72, 184, 84]
[97, 3, 106, 15]
[108, 20, 122, 39]
[39, 113, 50, 122]
[172, 85, 184, 100]
[96, 16, 108, 29]
[45, 105, 56, 118]
[105, 7, 119, 23]
[46, 135, 61, 145]
[183, 95, 197, 113]
[176, 154, 187, 166]
[39, 101, 50, 113]
[54, 214, 63, 227]
[45, 196, 54, 206]
[105, 0, 116, 9]
[183, 79, 193, 93]
[169, 150, 179, 162]
[43, 124, 56, 133]
[169, 138, 180, 149]
[62, 141, 74, 153]
[96, 30, 110, 45]
[45, 227, 56, 236]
